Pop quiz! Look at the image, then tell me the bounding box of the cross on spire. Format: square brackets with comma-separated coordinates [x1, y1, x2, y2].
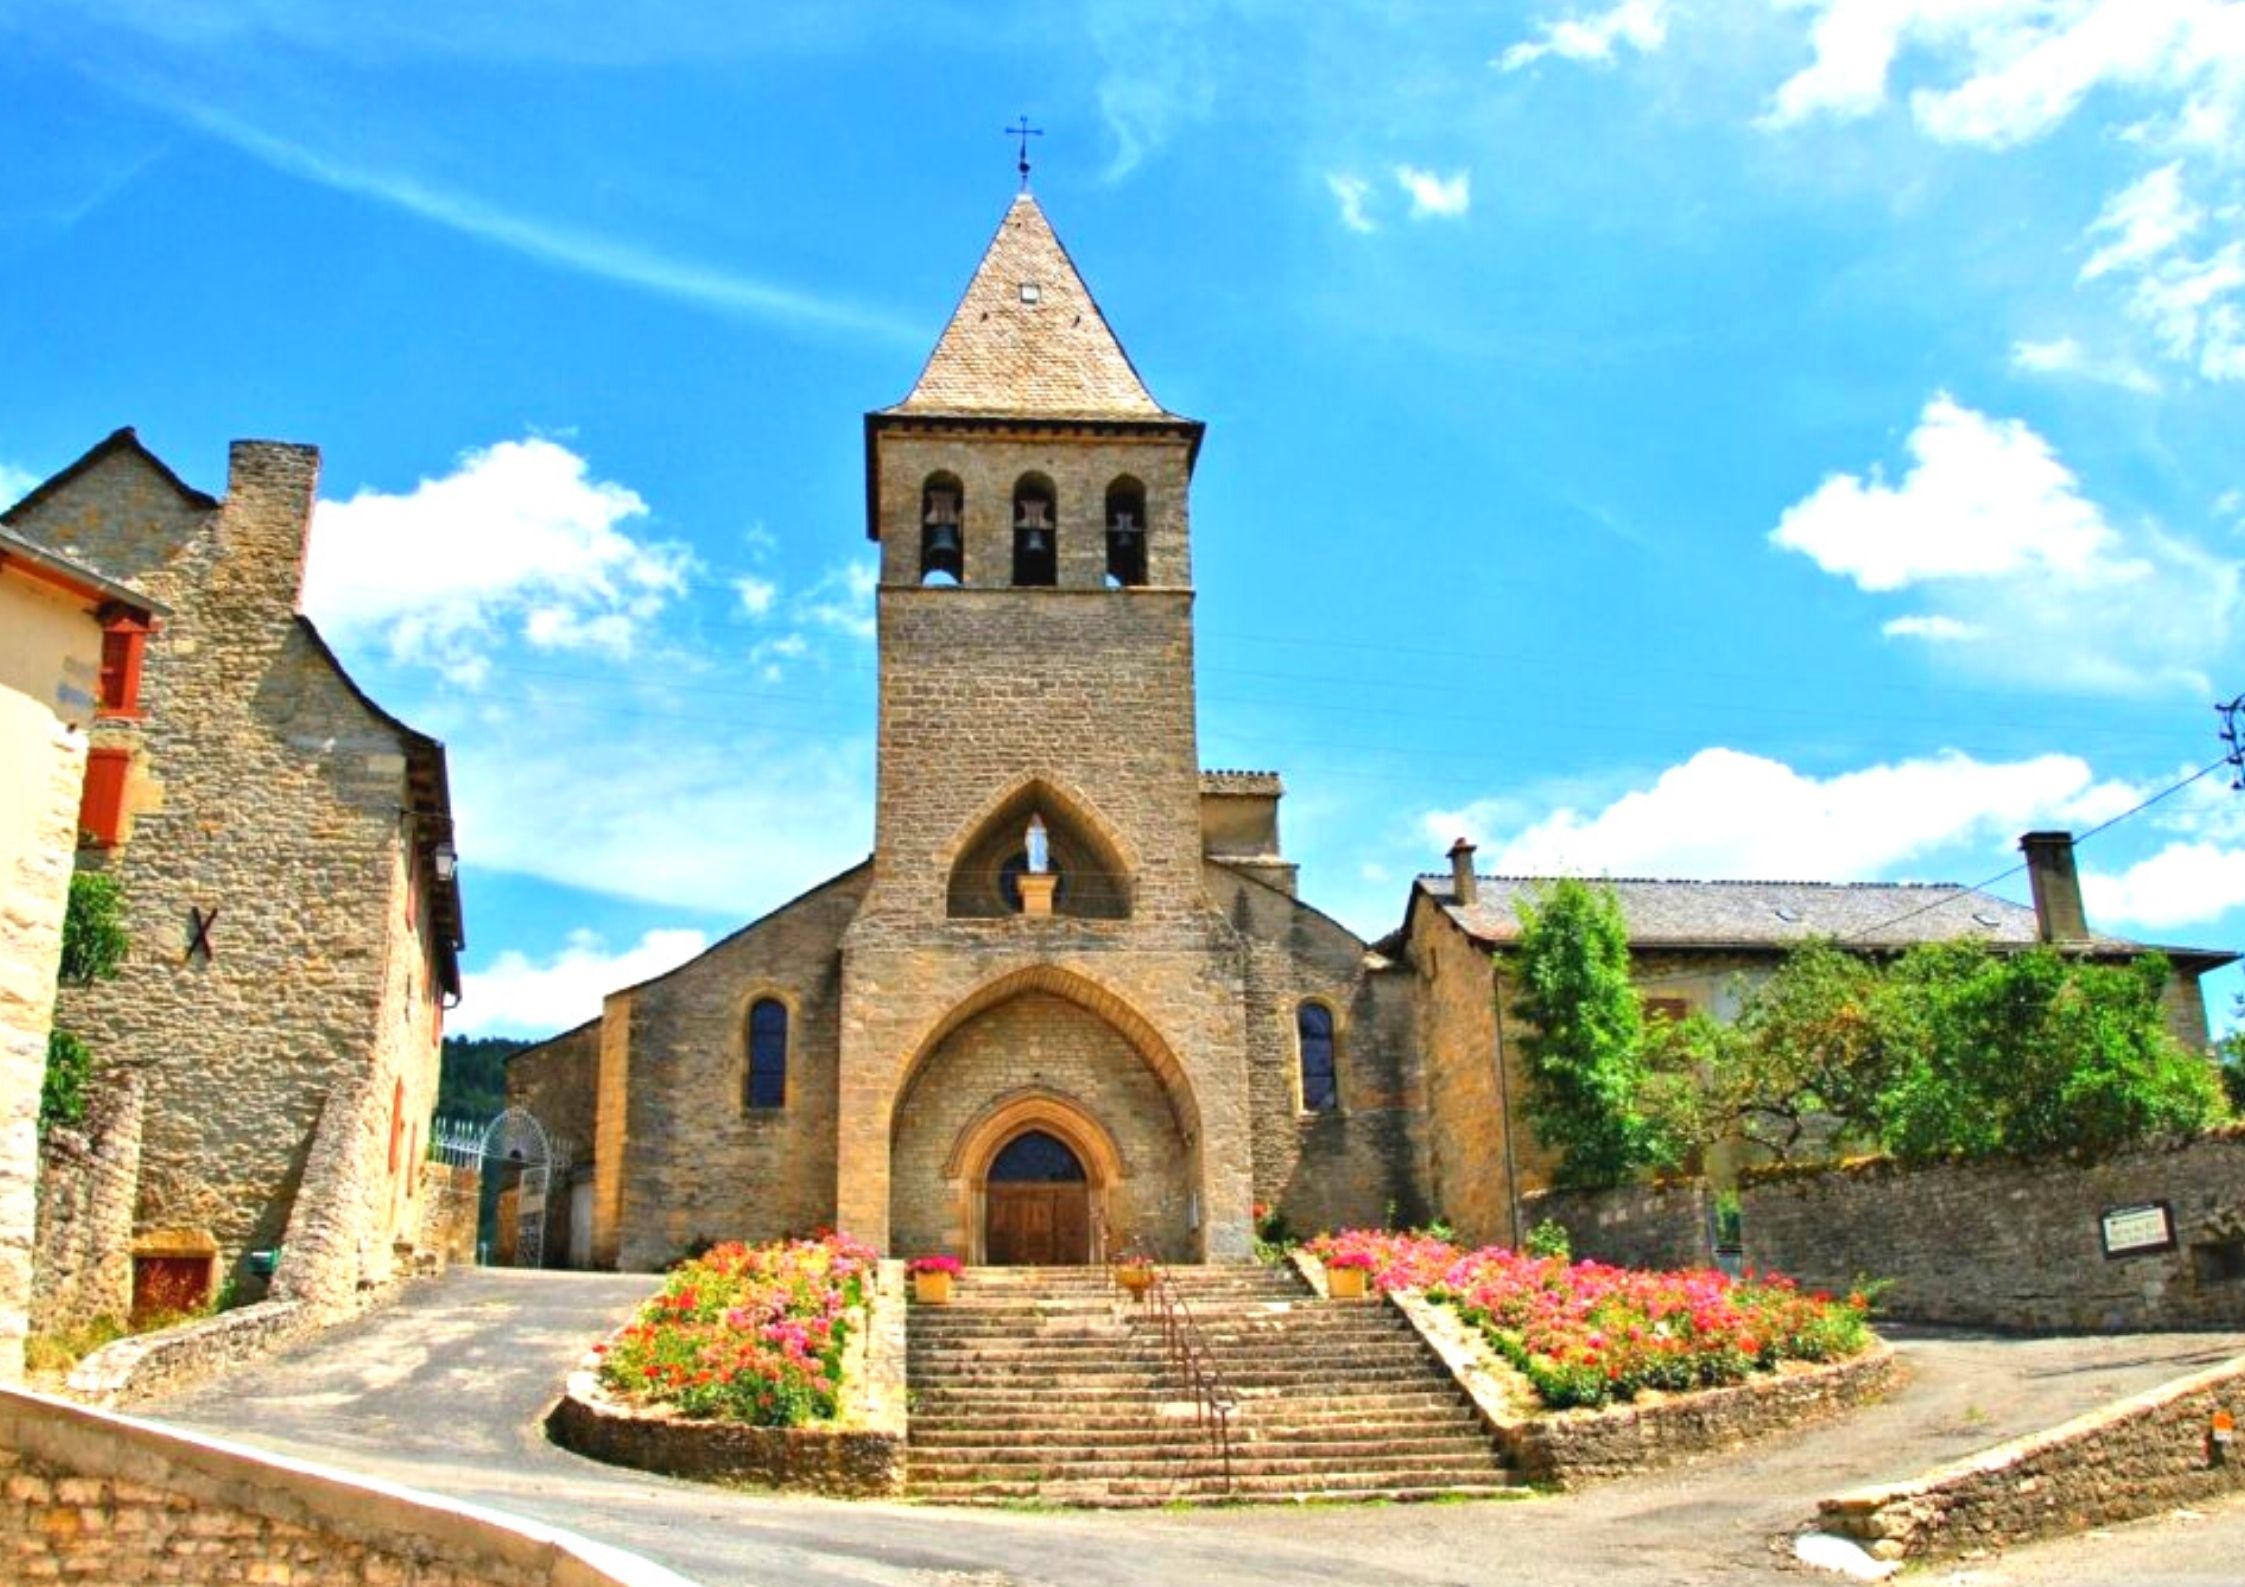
[1006, 115, 1044, 191]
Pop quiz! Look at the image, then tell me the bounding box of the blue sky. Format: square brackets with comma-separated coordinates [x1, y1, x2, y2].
[7, 1, 2245, 1037]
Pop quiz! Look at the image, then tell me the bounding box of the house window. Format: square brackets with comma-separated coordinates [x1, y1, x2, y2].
[1643, 996, 1689, 1026]
[747, 998, 788, 1109]
[77, 746, 131, 848]
[1298, 1003, 1338, 1112]
[96, 617, 149, 718]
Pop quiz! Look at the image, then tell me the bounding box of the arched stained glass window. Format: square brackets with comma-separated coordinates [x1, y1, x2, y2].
[747, 998, 788, 1109]
[988, 1129, 1088, 1183]
[1298, 1003, 1338, 1112]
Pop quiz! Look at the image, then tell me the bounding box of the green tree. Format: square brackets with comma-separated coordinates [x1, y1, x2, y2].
[2217, 995, 2245, 1115]
[438, 1035, 529, 1120]
[1507, 878, 1657, 1187]
[1878, 944, 2221, 1162]
[43, 870, 129, 1131]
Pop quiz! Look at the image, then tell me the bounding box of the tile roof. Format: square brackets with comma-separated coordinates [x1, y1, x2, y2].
[886, 194, 1177, 422]
[1416, 874, 2206, 957]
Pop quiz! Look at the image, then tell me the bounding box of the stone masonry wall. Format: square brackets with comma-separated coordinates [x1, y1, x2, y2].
[1208, 863, 1425, 1238]
[890, 990, 1190, 1259]
[1821, 1352, 2245, 1560]
[505, 1018, 600, 1157]
[1521, 1179, 1713, 1271]
[0, 698, 85, 1381]
[1410, 902, 1521, 1247]
[610, 868, 869, 1271]
[0, 1383, 691, 1586]
[22, 442, 447, 1301]
[31, 1070, 143, 1338]
[1742, 1129, 2245, 1330]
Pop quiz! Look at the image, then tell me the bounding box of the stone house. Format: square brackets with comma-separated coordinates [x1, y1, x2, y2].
[0, 523, 163, 1377]
[506, 193, 2233, 1266]
[2, 431, 464, 1314]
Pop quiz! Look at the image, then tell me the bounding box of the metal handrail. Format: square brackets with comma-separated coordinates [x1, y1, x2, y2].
[1108, 1231, 1236, 1495]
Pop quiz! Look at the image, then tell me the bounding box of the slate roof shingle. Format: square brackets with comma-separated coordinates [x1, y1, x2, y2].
[886, 194, 1180, 422]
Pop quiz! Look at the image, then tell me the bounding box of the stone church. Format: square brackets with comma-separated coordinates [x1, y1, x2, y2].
[508, 193, 2231, 1271]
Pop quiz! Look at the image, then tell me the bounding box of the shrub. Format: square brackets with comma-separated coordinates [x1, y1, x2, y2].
[597, 1235, 874, 1426]
[1522, 1219, 1572, 1262]
[40, 1029, 93, 1132]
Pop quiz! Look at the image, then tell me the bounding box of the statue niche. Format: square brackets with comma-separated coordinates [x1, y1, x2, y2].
[944, 781, 1132, 920]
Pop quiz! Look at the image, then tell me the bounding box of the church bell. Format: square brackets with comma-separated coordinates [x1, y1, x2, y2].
[922, 521, 964, 581]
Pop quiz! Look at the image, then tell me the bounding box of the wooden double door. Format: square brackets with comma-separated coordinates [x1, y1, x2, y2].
[984, 1184, 1091, 1266]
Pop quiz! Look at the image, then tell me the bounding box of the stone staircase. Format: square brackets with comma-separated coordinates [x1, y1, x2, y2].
[904, 1263, 1515, 1506]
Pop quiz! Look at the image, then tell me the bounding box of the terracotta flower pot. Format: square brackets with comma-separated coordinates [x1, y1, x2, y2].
[1326, 1265, 1369, 1299]
[913, 1269, 954, 1305]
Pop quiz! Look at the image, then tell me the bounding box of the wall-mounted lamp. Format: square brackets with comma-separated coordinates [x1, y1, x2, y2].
[432, 840, 458, 884]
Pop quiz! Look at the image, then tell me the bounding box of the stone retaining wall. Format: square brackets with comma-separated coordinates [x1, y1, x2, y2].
[1820, 1352, 2245, 1560]
[31, 1068, 142, 1337]
[0, 1383, 693, 1586]
[548, 1258, 908, 1497]
[65, 1299, 310, 1408]
[1741, 1130, 2245, 1331]
[1520, 1180, 1713, 1271]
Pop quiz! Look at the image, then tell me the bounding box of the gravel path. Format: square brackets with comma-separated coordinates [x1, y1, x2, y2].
[144, 1268, 2245, 1587]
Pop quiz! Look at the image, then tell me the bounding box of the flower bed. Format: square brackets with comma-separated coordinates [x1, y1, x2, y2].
[596, 1235, 875, 1427]
[1306, 1229, 1871, 1411]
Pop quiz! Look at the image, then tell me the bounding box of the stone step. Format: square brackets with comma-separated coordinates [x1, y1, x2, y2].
[906, 1447, 1502, 1483]
[913, 1387, 1476, 1413]
[906, 1472, 1516, 1506]
[909, 1401, 1484, 1434]
[913, 1365, 1444, 1390]
[907, 1431, 1497, 1462]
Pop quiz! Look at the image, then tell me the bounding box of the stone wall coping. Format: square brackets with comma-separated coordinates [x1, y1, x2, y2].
[1740, 1122, 2245, 1189]
[1823, 1350, 2245, 1515]
[67, 1298, 309, 1405]
[0, 1384, 698, 1587]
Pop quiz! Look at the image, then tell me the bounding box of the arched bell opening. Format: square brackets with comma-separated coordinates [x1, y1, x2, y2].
[920, 472, 965, 586]
[1011, 472, 1057, 587]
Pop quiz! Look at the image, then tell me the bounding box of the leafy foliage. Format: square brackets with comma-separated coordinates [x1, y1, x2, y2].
[41, 1029, 93, 1132]
[1642, 938, 2222, 1167]
[438, 1035, 528, 1121]
[1507, 879, 1657, 1188]
[57, 871, 128, 986]
[1522, 1219, 1572, 1261]
[2211, 995, 2245, 1114]
[43, 871, 129, 1132]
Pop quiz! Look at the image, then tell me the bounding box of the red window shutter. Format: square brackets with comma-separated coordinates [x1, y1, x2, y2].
[388, 1077, 406, 1176]
[78, 747, 132, 847]
[1643, 996, 1689, 1025]
[96, 621, 148, 718]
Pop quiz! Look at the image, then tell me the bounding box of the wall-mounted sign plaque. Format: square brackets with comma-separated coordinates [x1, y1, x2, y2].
[2100, 1202, 2176, 1259]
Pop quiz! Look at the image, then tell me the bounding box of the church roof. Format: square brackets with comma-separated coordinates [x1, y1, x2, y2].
[884, 194, 1180, 423]
[1416, 874, 2233, 967]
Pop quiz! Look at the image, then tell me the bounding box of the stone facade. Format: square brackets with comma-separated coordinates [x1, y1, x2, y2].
[4, 431, 463, 1309]
[30, 1071, 142, 1338]
[0, 520, 162, 1383]
[506, 192, 2233, 1276]
[1741, 1129, 2245, 1331]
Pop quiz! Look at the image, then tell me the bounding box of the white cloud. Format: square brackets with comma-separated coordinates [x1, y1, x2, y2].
[1497, 0, 1669, 72]
[734, 574, 779, 618]
[1763, 1, 2245, 147]
[142, 93, 913, 341]
[455, 926, 710, 1037]
[1772, 394, 2239, 693]
[2082, 163, 2201, 281]
[1881, 613, 1980, 641]
[796, 558, 877, 640]
[0, 461, 37, 508]
[1326, 172, 1377, 234]
[305, 437, 692, 687]
[1429, 746, 2138, 882]
[2008, 336, 2161, 394]
[2085, 841, 2245, 931]
[1771, 394, 2124, 591]
[1395, 166, 1472, 220]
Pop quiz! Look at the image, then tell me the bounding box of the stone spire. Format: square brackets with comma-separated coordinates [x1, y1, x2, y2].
[887, 193, 1173, 421]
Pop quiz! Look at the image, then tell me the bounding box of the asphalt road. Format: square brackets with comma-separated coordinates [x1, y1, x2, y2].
[144, 1268, 2245, 1587]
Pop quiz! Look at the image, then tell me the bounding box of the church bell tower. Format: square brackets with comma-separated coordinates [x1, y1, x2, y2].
[857, 193, 1210, 926]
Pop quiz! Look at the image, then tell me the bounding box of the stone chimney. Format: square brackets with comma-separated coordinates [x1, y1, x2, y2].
[2020, 830, 2089, 943]
[217, 440, 320, 614]
[1448, 837, 1479, 907]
